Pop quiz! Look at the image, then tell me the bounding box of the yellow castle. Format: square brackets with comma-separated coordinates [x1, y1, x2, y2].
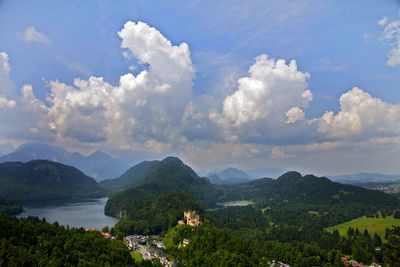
[178, 210, 201, 227]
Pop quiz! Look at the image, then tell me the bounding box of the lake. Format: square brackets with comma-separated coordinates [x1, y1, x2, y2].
[17, 197, 119, 230]
[217, 200, 254, 207]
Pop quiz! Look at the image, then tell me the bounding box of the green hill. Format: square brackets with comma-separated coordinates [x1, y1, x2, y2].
[104, 157, 220, 235]
[100, 160, 159, 191]
[107, 192, 203, 235]
[102, 157, 220, 207]
[220, 171, 399, 210]
[0, 160, 104, 203]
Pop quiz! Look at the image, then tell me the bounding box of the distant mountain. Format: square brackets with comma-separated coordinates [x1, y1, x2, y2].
[207, 174, 225, 185]
[247, 166, 287, 179]
[329, 172, 400, 184]
[103, 156, 220, 208]
[207, 167, 252, 184]
[0, 143, 128, 180]
[221, 171, 399, 209]
[218, 167, 252, 180]
[0, 160, 104, 203]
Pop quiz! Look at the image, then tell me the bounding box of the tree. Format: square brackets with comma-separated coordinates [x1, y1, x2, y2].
[102, 226, 109, 233]
[385, 226, 400, 266]
[394, 210, 400, 219]
[372, 233, 382, 247]
[347, 227, 354, 237]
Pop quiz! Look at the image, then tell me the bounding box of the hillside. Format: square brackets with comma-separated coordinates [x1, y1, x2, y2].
[106, 192, 203, 234]
[100, 160, 159, 191]
[220, 171, 399, 209]
[0, 160, 104, 203]
[0, 143, 128, 180]
[0, 198, 23, 215]
[101, 157, 220, 207]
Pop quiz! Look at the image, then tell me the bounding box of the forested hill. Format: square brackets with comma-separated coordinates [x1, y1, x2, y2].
[100, 159, 160, 191]
[0, 160, 104, 203]
[101, 157, 220, 206]
[221, 171, 399, 208]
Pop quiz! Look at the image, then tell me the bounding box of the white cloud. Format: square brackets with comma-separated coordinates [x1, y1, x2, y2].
[4, 20, 400, 174]
[209, 54, 314, 144]
[270, 146, 287, 158]
[0, 96, 15, 108]
[2, 21, 195, 153]
[286, 106, 305, 123]
[387, 40, 400, 66]
[316, 87, 400, 139]
[0, 53, 51, 141]
[217, 54, 311, 126]
[17, 27, 52, 46]
[380, 19, 400, 66]
[0, 52, 15, 98]
[378, 16, 388, 26]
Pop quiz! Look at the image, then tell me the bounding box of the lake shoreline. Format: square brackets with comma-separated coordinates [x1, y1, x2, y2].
[17, 197, 119, 230]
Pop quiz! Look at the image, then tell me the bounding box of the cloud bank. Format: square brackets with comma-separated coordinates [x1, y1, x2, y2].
[2, 20, 400, 173]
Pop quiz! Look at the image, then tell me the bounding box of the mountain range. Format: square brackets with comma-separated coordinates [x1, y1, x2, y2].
[207, 167, 253, 184]
[0, 143, 128, 181]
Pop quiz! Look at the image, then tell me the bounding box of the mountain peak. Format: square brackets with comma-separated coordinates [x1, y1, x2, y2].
[161, 156, 183, 164]
[88, 150, 113, 160]
[277, 171, 302, 181]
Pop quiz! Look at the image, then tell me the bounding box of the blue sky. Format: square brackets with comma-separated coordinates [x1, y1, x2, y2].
[0, 0, 400, 175]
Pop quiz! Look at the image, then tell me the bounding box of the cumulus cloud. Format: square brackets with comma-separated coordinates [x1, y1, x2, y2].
[4, 20, 400, 174]
[209, 54, 314, 144]
[0, 52, 15, 98]
[379, 18, 400, 66]
[2, 22, 195, 153]
[17, 27, 52, 46]
[218, 54, 311, 126]
[286, 106, 305, 123]
[316, 87, 400, 139]
[270, 146, 287, 158]
[0, 53, 51, 141]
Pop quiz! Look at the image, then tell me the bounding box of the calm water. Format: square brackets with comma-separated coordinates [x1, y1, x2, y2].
[218, 201, 254, 207]
[17, 197, 119, 230]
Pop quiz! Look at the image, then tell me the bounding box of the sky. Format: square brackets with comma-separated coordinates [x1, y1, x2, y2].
[1, 0, 400, 176]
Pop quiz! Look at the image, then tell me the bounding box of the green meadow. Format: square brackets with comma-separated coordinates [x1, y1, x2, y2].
[325, 215, 400, 239]
[130, 252, 143, 262]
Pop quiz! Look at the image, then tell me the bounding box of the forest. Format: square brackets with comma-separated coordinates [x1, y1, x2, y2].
[0, 215, 155, 266]
[0, 160, 104, 203]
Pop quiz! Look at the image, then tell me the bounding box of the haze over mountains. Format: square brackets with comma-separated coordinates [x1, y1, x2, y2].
[207, 167, 254, 184]
[330, 173, 400, 184]
[0, 143, 128, 181]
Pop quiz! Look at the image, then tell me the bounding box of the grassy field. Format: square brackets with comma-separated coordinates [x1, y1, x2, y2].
[130, 252, 143, 262]
[325, 215, 400, 239]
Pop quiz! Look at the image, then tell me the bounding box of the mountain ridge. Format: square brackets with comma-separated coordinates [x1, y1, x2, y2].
[0, 142, 128, 181]
[0, 160, 104, 203]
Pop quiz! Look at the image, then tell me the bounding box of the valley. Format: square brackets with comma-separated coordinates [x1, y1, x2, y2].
[0, 155, 399, 266]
